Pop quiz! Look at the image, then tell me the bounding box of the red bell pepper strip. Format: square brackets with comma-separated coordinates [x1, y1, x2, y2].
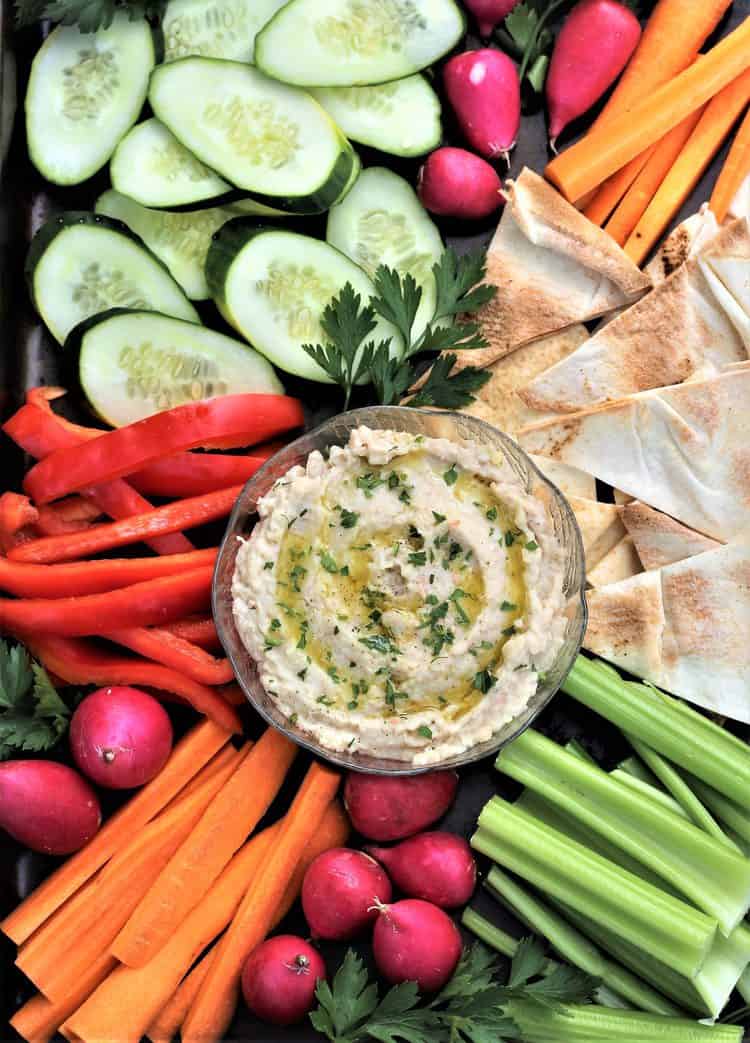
[9, 485, 242, 564]
[4, 397, 193, 556]
[220, 683, 247, 706]
[22, 394, 304, 505]
[0, 567, 213, 636]
[36, 498, 102, 536]
[129, 448, 275, 498]
[0, 493, 39, 553]
[0, 548, 218, 599]
[160, 617, 221, 651]
[104, 627, 235, 686]
[24, 633, 242, 734]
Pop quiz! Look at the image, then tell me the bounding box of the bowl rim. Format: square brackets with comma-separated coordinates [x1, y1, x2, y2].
[212, 405, 588, 774]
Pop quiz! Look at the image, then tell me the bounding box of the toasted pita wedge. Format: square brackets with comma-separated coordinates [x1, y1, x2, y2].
[529, 455, 596, 501]
[518, 365, 750, 543]
[613, 489, 634, 505]
[587, 535, 642, 587]
[568, 496, 626, 572]
[459, 168, 650, 370]
[620, 501, 721, 570]
[584, 542, 750, 722]
[645, 206, 721, 285]
[519, 219, 750, 415]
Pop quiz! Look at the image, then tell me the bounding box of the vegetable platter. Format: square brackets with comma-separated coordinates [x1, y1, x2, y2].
[2, 0, 750, 1041]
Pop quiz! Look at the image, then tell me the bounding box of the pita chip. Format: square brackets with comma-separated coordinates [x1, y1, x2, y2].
[613, 488, 634, 506]
[587, 535, 642, 587]
[584, 542, 750, 722]
[529, 456, 596, 501]
[518, 365, 750, 543]
[568, 496, 626, 572]
[620, 501, 721, 570]
[645, 206, 721, 286]
[459, 168, 650, 370]
[519, 219, 750, 416]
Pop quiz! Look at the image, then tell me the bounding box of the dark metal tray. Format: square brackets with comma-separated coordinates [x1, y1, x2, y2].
[2, 2, 749, 1038]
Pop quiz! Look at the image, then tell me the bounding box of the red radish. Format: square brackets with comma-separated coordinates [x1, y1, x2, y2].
[344, 769, 459, 841]
[241, 935, 325, 1025]
[366, 832, 477, 908]
[70, 686, 173, 790]
[443, 49, 521, 161]
[372, 899, 462, 991]
[0, 760, 100, 855]
[462, 0, 521, 37]
[418, 148, 503, 220]
[546, 0, 641, 148]
[302, 847, 392, 940]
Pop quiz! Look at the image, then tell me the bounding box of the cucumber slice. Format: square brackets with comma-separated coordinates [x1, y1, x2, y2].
[327, 167, 442, 339]
[67, 309, 283, 426]
[206, 222, 402, 382]
[95, 189, 234, 300]
[148, 58, 356, 213]
[25, 14, 158, 186]
[228, 151, 361, 215]
[26, 212, 199, 345]
[311, 75, 441, 156]
[111, 118, 240, 210]
[255, 0, 465, 87]
[162, 0, 287, 63]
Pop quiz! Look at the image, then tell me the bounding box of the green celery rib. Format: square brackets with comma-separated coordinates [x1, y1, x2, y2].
[611, 769, 691, 820]
[564, 738, 597, 764]
[562, 656, 750, 805]
[681, 770, 750, 847]
[504, 1000, 743, 1041]
[619, 754, 661, 786]
[497, 728, 750, 934]
[484, 865, 680, 1015]
[472, 798, 716, 979]
[460, 907, 520, 960]
[736, 964, 750, 1004]
[626, 737, 739, 852]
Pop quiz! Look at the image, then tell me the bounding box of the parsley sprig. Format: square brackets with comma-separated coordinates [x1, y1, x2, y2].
[310, 939, 597, 1043]
[0, 639, 72, 759]
[15, 0, 165, 31]
[303, 249, 496, 412]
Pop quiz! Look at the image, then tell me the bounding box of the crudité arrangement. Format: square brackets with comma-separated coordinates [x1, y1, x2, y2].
[2, 0, 750, 1040]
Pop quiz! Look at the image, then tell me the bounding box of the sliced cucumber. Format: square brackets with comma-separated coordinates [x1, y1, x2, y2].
[227, 198, 291, 218]
[327, 167, 442, 339]
[26, 212, 199, 345]
[95, 189, 234, 300]
[255, 0, 465, 87]
[25, 14, 158, 185]
[67, 309, 283, 426]
[311, 75, 441, 156]
[148, 58, 356, 213]
[110, 118, 240, 210]
[162, 0, 287, 63]
[206, 222, 402, 382]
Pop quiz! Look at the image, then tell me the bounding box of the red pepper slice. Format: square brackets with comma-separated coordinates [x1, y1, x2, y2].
[0, 548, 218, 599]
[0, 493, 39, 553]
[0, 567, 213, 636]
[36, 498, 103, 537]
[160, 617, 221, 651]
[8, 485, 243, 564]
[129, 448, 275, 498]
[25, 634, 242, 734]
[23, 394, 304, 505]
[104, 627, 235, 686]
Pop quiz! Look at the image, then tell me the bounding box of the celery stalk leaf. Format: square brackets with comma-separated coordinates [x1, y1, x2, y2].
[508, 936, 547, 987]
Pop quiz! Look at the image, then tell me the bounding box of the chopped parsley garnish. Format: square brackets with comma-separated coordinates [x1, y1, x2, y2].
[263, 561, 274, 571]
[449, 588, 471, 626]
[264, 633, 282, 651]
[297, 668, 308, 680]
[348, 700, 359, 710]
[408, 550, 427, 567]
[296, 621, 309, 650]
[486, 506, 498, 521]
[384, 677, 409, 710]
[326, 666, 341, 684]
[387, 472, 400, 489]
[432, 511, 446, 524]
[359, 634, 401, 656]
[352, 542, 373, 551]
[503, 624, 517, 637]
[398, 487, 412, 504]
[473, 668, 497, 694]
[290, 564, 307, 592]
[501, 600, 517, 612]
[270, 618, 281, 630]
[443, 463, 458, 486]
[339, 507, 359, 528]
[361, 587, 386, 610]
[505, 529, 522, 547]
[525, 540, 539, 551]
[317, 694, 335, 705]
[319, 550, 340, 574]
[356, 472, 384, 497]
[289, 712, 298, 725]
[340, 565, 350, 577]
[417, 725, 433, 739]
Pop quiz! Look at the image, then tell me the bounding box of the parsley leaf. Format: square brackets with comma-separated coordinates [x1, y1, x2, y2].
[473, 668, 497, 694]
[371, 267, 422, 348]
[0, 640, 72, 760]
[302, 283, 377, 409]
[16, 0, 166, 31]
[409, 354, 491, 410]
[501, 0, 571, 99]
[339, 508, 359, 529]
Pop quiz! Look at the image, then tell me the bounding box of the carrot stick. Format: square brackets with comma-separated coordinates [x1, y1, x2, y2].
[604, 106, 706, 245]
[10, 955, 115, 1043]
[66, 801, 348, 1043]
[0, 719, 230, 945]
[546, 16, 750, 202]
[8, 486, 243, 564]
[161, 744, 238, 805]
[0, 549, 218, 599]
[624, 67, 750, 263]
[182, 762, 341, 1043]
[147, 801, 349, 1043]
[711, 106, 750, 221]
[17, 748, 244, 1000]
[104, 626, 235, 686]
[160, 617, 220, 650]
[112, 728, 297, 968]
[24, 634, 242, 734]
[582, 0, 732, 221]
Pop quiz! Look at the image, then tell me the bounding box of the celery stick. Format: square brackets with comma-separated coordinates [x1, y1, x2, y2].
[595, 984, 633, 1009]
[460, 907, 520, 960]
[611, 769, 691, 819]
[505, 1000, 743, 1041]
[681, 771, 750, 848]
[736, 963, 750, 1003]
[619, 754, 661, 786]
[627, 737, 739, 852]
[472, 799, 716, 979]
[565, 738, 597, 764]
[497, 729, 750, 934]
[562, 656, 750, 805]
[484, 865, 680, 1015]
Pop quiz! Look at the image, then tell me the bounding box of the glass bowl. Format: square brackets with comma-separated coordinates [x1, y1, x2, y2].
[213, 406, 587, 774]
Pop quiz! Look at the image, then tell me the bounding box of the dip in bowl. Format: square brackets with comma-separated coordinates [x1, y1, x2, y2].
[214, 407, 587, 773]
